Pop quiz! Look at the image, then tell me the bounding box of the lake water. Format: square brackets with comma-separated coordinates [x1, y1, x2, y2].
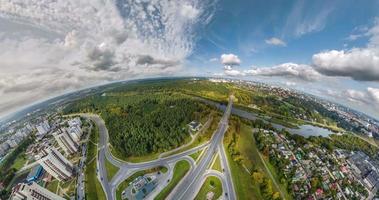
[198, 98, 335, 138]
[287, 125, 335, 138]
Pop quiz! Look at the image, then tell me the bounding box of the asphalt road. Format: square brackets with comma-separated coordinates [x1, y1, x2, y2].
[170, 95, 235, 200]
[81, 95, 236, 200]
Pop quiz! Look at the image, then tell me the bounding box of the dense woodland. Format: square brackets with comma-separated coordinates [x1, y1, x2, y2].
[64, 92, 212, 156]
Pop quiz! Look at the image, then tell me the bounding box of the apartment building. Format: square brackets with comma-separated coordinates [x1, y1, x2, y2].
[35, 145, 74, 181]
[10, 182, 65, 200]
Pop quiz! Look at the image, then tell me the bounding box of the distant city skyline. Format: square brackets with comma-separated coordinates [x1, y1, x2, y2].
[0, 0, 379, 119]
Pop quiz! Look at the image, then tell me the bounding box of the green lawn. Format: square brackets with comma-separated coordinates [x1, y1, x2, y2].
[224, 140, 260, 200]
[85, 158, 106, 200]
[46, 180, 59, 194]
[224, 121, 291, 200]
[211, 155, 222, 172]
[154, 160, 191, 200]
[105, 158, 119, 181]
[85, 122, 106, 200]
[116, 167, 166, 200]
[60, 178, 77, 197]
[223, 122, 262, 200]
[86, 123, 98, 162]
[194, 176, 223, 200]
[189, 150, 202, 161]
[11, 154, 27, 170]
[160, 166, 168, 174]
[110, 146, 161, 163]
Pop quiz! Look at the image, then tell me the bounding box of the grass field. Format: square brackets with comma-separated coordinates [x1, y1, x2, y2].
[85, 122, 106, 200]
[60, 178, 77, 197]
[110, 146, 161, 163]
[85, 158, 106, 200]
[10, 153, 27, 170]
[211, 155, 222, 172]
[46, 180, 59, 194]
[194, 176, 222, 200]
[223, 121, 267, 200]
[224, 121, 291, 200]
[105, 158, 119, 181]
[189, 150, 201, 161]
[154, 160, 191, 200]
[116, 167, 167, 200]
[224, 135, 261, 200]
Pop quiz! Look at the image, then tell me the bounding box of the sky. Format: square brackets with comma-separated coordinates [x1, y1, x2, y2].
[0, 0, 379, 119]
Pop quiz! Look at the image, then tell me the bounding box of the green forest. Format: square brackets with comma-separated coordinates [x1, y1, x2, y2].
[64, 92, 212, 157]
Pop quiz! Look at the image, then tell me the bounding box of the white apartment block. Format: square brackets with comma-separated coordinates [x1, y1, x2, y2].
[10, 182, 65, 200]
[36, 120, 50, 136]
[66, 126, 82, 143]
[67, 117, 82, 127]
[53, 129, 79, 155]
[35, 145, 74, 181]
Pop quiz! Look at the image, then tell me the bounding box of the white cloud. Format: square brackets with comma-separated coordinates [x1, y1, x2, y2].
[368, 87, 379, 105]
[343, 87, 379, 109]
[220, 53, 241, 66]
[209, 57, 218, 62]
[181, 3, 200, 19]
[224, 69, 245, 76]
[312, 18, 379, 81]
[244, 63, 321, 81]
[265, 37, 286, 46]
[312, 48, 379, 81]
[224, 65, 232, 70]
[0, 0, 215, 118]
[283, 0, 335, 37]
[220, 62, 321, 81]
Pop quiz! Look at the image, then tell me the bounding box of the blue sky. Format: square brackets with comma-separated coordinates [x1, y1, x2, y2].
[187, 0, 379, 118]
[0, 0, 379, 119]
[191, 0, 379, 71]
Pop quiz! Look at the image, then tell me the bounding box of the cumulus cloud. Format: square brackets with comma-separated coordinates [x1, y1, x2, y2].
[181, 3, 200, 19]
[244, 63, 321, 81]
[265, 37, 286, 46]
[136, 55, 180, 69]
[0, 0, 216, 118]
[312, 18, 379, 81]
[220, 62, 321, 81]
[312, 48, 379, 81]
[342, 88, 379, 109]
[224, 69, 245, 76]
[220, 53, 241, 66]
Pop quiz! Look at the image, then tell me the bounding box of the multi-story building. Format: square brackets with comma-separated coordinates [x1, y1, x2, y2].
[66, 118, 82, 142]
[6, 139, 17, 148]
[68, 117, 82, 127]
[35, 145, 74, 181]
[10, 182, 65, 200]
[53, 129, 79, 155]
[36, 120, 50, 136]
[66, 126, 82, 143]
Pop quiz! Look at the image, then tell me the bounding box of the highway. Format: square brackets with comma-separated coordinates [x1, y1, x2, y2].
[170, 95, 235, 200]
[81, 95, 236, 200]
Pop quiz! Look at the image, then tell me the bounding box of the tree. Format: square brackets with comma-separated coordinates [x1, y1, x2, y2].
[252, 172, 264, 184]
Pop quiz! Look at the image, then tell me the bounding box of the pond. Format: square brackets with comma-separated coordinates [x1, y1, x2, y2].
[287, 124, 335, 138]
[198, 98, 335, 138]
